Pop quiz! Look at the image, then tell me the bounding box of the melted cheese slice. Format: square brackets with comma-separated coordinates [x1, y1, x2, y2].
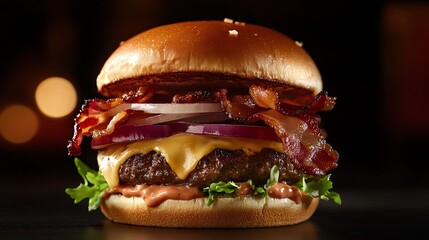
[98, 133, 284, 188]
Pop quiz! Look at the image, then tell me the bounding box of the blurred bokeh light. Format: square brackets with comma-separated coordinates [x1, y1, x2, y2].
[0, 105, 39, 144]
[35, 77, 77, 118]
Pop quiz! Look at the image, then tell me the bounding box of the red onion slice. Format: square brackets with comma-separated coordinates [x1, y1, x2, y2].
[91, 125, 173, 149]
[172, 123, 279, 141]
[91, 123, 279, 149]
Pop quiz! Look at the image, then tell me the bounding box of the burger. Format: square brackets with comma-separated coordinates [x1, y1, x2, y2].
[66, 19, 341, 228]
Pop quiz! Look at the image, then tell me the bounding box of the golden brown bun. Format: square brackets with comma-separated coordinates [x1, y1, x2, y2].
[101, 194, 319, 228]
[97, 20, 322, 98]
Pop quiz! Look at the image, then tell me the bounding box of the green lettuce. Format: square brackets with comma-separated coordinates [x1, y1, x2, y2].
[249, 165, 279, 197]
[293, 174, 342, 205]
[66, 160, 341, 210]
[65, 158, 109, 211]
[203, 165, 341, 206]
[204, 165, 280, 205]
[203, 181, 239, 206]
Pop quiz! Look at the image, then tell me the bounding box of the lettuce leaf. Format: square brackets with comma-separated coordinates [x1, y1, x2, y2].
[294, 174, 342, 205]
[65, 159, 341, 210]
[249, 165, 279, 197]
[203, 165, 341, 206]
[65, 158, 109, 211]
[204, 166, 280, 205]
[203, 181, 239, 206]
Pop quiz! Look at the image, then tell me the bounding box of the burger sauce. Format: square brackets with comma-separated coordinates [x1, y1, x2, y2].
[236, 182, 252, 195]
[236, 182, 303, 204]
[105, 185, 204, 207]
[105, 182, 302, 207]
[268, 183, 302, 204]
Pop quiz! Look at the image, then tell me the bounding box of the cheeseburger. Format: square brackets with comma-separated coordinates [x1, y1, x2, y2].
[66, 19, 341, 228]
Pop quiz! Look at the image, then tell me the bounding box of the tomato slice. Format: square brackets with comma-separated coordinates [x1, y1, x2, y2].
[91, 123, 279, 149]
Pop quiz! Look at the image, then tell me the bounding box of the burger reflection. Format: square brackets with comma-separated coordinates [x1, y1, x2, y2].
[103, 220, 318, 240]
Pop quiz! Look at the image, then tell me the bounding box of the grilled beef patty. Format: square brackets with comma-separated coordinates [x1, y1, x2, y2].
[119, 148, 303, 188]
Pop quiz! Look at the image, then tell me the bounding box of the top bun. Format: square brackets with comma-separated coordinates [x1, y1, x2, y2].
[97, 20, 322, 98]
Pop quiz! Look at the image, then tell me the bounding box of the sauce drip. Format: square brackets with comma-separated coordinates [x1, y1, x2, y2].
[106, 184, 204, 207]
[236, 182, 252, 195]
[268, 183, 302, 204]
[105, 182, 303, 207]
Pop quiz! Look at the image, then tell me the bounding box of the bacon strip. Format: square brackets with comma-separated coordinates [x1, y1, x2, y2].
[68, 99, 110, 156]
[67, 98, 123, 156]
[257, 110, 338, 176]
[172, 90, 211, 103]
[280, 91, 336, 115]
[216, 86, 339, 175]
[297, 113, 326, 138]
[68, 85, 339, 177]
[249, 85, 280, 109]
[122, 86, 155, 103]
[68, 87, 156, 156]
[249, 85, 336, 115]
[214, 89, 264, 123]
[91, 110, 132, 139]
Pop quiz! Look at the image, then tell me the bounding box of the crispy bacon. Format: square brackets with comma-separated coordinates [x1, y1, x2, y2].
[67, 122, 84, 156]
[68, 87, 156, 156]
[172, 90, 211, 103]
[67, 98, 123, 156]
[215, 85, 339, 175]
[297, 113, 326, 138]
[249, 85, 336, 115]
[68, 84, 339, 177]
[91, 110, 132, 139]
[122, 86, 155, 103]
[256, 110, 338, 176]
[214, 89, 264, 122]
[279, 91, 336, 115]
[249, 85, 280, 109]
[68, 99, 106, 155]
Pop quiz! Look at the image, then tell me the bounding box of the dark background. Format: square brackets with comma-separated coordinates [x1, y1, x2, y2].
[0, 0, 428, 238]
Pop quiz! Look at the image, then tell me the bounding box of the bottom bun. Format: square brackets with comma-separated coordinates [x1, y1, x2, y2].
[101, 194, 319, 228]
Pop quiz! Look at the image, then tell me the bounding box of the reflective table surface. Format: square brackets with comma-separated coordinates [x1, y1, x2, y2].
[1, 175, 428, 240]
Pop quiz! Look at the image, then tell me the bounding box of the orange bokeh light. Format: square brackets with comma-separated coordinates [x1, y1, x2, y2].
[35, 77, 77, 118]
[0, 105, 39, 144]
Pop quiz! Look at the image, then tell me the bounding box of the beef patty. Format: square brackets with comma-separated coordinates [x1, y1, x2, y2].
[119, 148, 304, 188]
